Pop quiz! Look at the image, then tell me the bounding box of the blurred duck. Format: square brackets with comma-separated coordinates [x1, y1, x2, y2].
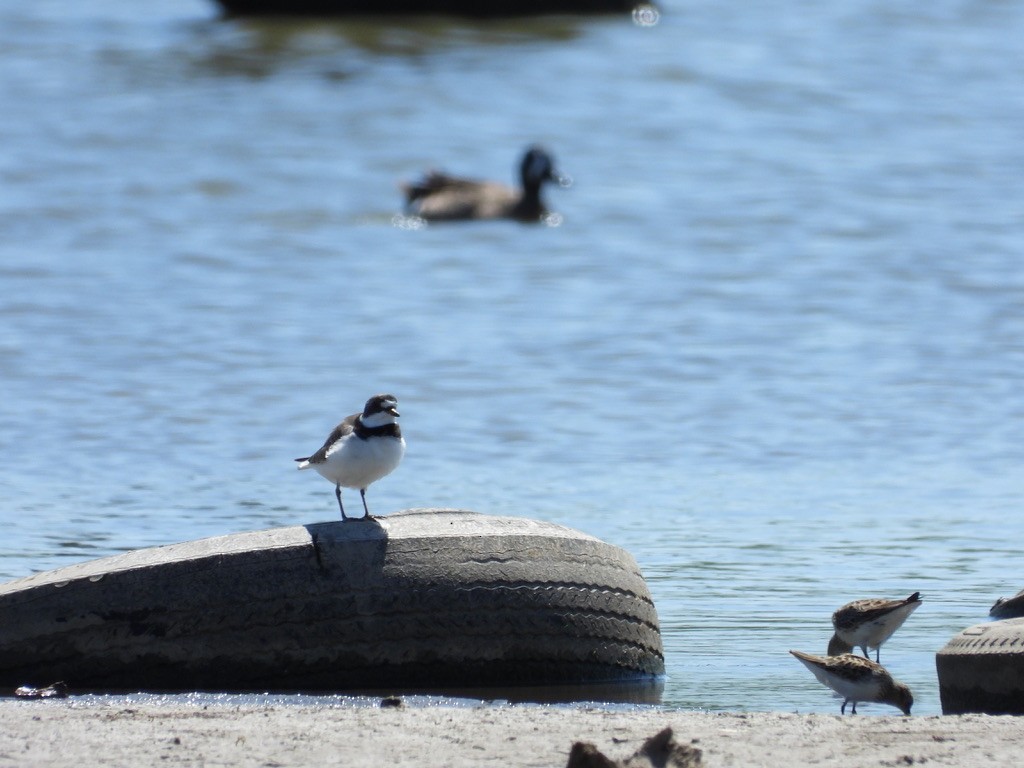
[402, 145, 568, 223]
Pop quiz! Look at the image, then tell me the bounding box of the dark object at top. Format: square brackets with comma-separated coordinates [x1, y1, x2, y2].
[402, 146, 568, 223]
[215, 0, 640, 16]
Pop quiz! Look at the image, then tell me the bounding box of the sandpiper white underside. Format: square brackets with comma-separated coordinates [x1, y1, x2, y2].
[838, 601, 921, 651]
[793, 655, 882, 703]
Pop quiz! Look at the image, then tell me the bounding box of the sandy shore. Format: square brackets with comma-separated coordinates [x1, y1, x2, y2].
[2, 700, 1023, 767]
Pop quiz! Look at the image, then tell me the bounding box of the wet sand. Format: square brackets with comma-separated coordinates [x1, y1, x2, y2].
[2, 700, 1022, 767]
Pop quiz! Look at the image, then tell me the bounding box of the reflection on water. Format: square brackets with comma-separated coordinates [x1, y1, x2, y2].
[180, 14, 587, 79]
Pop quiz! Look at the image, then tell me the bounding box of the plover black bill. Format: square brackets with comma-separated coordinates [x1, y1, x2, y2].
[295, 393, 405, 521]
[827, 592, 922, 662]
[790, 650, 913, 716]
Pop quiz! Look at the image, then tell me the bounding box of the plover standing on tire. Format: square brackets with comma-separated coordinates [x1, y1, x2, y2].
[295, 394, 405, 521]
[827, 592, 922, 662]
[790, 650, 913, 715]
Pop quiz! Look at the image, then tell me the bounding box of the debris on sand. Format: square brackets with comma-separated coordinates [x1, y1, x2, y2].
[567, 727, 703, 768]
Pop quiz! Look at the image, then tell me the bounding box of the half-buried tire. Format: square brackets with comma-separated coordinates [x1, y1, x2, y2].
[936, 617, 1024, 714]
[0, 509, 664, 693]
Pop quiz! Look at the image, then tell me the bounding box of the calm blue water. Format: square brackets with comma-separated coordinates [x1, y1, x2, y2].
[2, 0, 1024, 716]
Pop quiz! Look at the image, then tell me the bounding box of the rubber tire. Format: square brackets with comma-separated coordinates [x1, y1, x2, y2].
[0, 509, 664, 692]
[936, 617, 1024, 714]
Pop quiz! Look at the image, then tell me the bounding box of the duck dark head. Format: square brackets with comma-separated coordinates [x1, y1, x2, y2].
[520, 146, 567, 189]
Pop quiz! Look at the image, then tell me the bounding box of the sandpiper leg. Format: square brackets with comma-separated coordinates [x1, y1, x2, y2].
[360, 488, 373, 519]
[335, 485, 348, 521]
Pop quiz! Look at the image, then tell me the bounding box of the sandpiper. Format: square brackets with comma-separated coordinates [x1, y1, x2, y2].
[295, 394, 405, 521]
[827, 592, 922, 662]
[790, 650, 913, 715]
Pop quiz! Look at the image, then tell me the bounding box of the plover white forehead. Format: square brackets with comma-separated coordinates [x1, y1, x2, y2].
[827, 592, 922, 662]
[790, 650, 913, 716]
[295, 394, 406, 521]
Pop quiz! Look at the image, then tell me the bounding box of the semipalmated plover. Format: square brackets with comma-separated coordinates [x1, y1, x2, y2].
[295, 394, 405, 521]
[790, 650, 913, 715]
[827, 592, 922, 662]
